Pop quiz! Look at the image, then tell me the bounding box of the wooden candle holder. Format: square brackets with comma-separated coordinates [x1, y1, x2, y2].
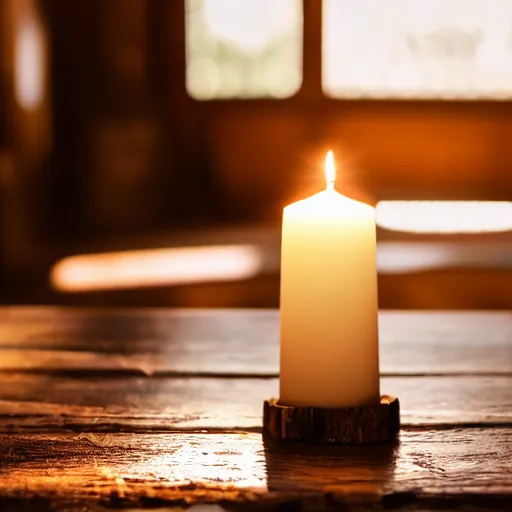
[263, 395, 400, 444]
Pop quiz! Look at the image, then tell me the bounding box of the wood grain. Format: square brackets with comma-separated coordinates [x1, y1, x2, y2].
[1, 429, 511, 503]
[0, 374, 510, 431]
[0, 307, 510, 510]
[263, 396, 400, 444]
[0, 308, 510, 375]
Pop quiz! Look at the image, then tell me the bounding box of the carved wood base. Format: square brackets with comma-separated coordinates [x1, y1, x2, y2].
[263, 395, 400, 444]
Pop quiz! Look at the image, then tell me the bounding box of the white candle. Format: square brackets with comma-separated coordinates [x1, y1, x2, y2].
[279, 151, 380, 408]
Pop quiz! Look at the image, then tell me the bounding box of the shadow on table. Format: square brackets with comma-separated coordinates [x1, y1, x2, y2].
[263, 434, 399, 495]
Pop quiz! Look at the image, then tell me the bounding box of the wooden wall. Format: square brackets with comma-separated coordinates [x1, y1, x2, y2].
[43, 0, 512, 232]
[1, 0, 512, 301]
[0, 0, 52, 289]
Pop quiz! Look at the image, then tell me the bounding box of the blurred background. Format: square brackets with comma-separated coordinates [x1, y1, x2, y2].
[1, 0, 512, 309]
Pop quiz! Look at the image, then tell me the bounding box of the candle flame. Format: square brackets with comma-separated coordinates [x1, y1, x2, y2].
[325, 151, 335, 190]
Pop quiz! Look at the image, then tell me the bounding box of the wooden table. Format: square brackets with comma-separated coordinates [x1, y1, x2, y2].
[0, 308, 511, 511]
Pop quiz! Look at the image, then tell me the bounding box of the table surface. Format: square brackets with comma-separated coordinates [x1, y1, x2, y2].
[0, 307, 511, 511]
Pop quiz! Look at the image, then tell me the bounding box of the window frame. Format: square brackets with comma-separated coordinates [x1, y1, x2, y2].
[148, 0, 512, 203]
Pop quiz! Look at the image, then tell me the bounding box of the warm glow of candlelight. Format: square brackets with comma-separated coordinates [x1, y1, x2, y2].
[280, 149, 379, 407]
[325, 150, 335, 190]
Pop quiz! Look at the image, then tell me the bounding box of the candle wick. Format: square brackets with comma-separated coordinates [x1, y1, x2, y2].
[325, 151, 336, 191]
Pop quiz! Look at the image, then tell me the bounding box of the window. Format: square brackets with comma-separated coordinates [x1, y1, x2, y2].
[323, 0, 512, 99]
[185, 0, 302, 100]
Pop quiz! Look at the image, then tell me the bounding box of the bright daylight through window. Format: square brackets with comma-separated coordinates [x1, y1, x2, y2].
[185, 0, 302, 99]
[323, 0, 512, 99]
